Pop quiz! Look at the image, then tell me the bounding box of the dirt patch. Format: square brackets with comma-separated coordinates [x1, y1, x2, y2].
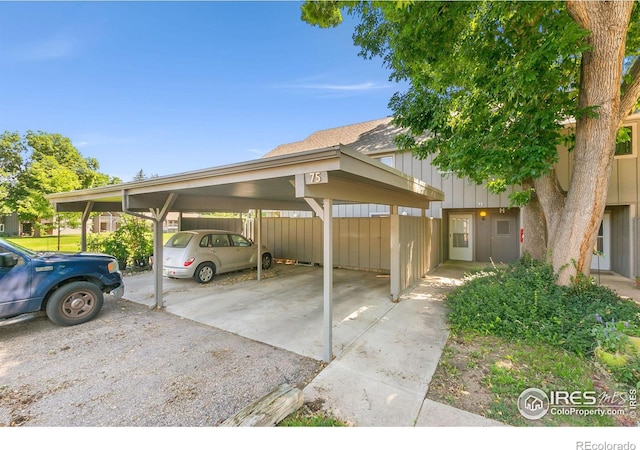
[425, 334, 497, 418]
[0, 294, 323, 427]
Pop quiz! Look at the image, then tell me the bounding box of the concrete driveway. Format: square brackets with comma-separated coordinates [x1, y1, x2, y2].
[121, 262, 392, 361]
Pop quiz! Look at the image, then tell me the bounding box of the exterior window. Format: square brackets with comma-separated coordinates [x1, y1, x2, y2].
[375, 155, 394, 167]
[452, 233, 469, 248]
[0, 224, 4, 233]
[615, 126, 633, 156]
[595, 221, 604, 254]
[496, 220, 511, 236]
[451, 216, 470, 248]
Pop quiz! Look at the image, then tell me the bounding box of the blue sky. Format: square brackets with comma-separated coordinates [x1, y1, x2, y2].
[0, 1, 401, 182]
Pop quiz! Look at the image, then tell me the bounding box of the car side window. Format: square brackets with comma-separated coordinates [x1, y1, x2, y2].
[0, 247, 25, 267]
[211, 234, 230, 247]
[199, 235, 210, 247]
[230, 235, 251, 247]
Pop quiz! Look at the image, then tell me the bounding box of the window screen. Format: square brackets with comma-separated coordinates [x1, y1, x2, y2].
[496, 220, 511, 236]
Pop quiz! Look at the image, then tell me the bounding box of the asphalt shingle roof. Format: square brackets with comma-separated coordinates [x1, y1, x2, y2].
[263, 117, 406, 158]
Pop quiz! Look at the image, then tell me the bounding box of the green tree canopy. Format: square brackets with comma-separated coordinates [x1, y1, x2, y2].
[302, 0, 640, 284]
[0, 131, 26, 214]
[1, 131, 121, 232]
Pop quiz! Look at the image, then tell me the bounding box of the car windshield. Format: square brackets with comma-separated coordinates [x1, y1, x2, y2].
[165, 233, 194, 248]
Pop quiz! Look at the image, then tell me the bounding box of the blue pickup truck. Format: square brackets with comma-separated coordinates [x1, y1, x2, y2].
[0, 238, 124, 326]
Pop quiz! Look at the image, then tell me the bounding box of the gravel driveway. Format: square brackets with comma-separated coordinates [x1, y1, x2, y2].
[0, 293, 323, 427]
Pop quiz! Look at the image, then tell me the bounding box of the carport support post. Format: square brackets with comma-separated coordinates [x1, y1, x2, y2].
[256, 209, 262, 281]
[322, 199, 333, 362]
[122, 191, 177, 309]
[80, 201, 94, 252]
[390, 205, 400, 302]
[152, 218, 164, 308]
[303, 197, 334, 363]
[148, 193, 177, 309]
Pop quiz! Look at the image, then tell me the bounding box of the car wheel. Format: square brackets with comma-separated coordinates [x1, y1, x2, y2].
[194, 262, 215, 283]
[261, 253, 272, 270]
[45, 281, 104, 326]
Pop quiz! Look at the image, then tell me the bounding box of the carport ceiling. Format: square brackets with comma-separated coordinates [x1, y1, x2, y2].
[50, 145, 444, 213]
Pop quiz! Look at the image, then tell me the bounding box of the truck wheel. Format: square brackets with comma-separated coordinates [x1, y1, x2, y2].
[46, 281, 104, 326]
[194, 262, 215, 283]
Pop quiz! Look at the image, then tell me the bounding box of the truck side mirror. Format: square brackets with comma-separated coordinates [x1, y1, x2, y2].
[0, 253, 18, 268]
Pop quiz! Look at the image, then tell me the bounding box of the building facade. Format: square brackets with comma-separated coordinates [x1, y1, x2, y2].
[264, 113, 640, 277]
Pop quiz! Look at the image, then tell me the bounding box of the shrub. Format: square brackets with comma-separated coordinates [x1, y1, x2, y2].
[87, 231, 129, 269]
[85, 215, 152, 269]
[115, 216, 153, 268]
[446, 256, 640, 356]
[86, 232, 108, 254]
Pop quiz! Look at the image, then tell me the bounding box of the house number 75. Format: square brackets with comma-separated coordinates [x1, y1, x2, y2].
[306, 171, 327, 184]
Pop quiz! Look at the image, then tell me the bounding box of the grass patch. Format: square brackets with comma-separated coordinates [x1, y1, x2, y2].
[428, 333, 633, 426]
[427, 256, 640, 427]
[5, 233, 177, 253]
[6, 235, 82, 252]
[278, 401, 348, 427]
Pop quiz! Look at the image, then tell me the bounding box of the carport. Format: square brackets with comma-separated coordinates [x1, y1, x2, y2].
[49, 145, 443, 362]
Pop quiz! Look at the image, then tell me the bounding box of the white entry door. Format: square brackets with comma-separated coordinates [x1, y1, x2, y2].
[449, 213, 473, 261]
[591, 213, 611, 271]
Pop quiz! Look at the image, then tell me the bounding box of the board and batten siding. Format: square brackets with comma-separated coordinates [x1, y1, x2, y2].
[399, 216, 441, 290]
[556, 113, 640, 208]
[259, 217, 389, 270]
[393, 151, 515, 218]
[258, 216, 441, 293]
[181, 217, 245, 234]
[326, 151, 515, 219]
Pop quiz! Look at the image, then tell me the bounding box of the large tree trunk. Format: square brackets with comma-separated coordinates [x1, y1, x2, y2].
[545, 1, 633, 285]
[533, 170, 565, 261]
[520, 179, 548, 261]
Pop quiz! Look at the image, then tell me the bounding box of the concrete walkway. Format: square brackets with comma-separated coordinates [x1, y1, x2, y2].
[302, 261, 505, 426]
[593, 269, 640, 304]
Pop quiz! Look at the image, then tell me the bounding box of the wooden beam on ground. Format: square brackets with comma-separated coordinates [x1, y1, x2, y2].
[219, 384, 303, 427]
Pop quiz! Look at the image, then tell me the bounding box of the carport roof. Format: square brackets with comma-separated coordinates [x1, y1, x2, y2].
[49, 145, 443, 213]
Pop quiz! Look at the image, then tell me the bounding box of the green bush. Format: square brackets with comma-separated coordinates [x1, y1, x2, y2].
[116, 216, 153, 268]
[86, 232, 109, 254]
[87, 231, 130, 268]
[446, 256, 640, 356]
[85, 216, 152, 269]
